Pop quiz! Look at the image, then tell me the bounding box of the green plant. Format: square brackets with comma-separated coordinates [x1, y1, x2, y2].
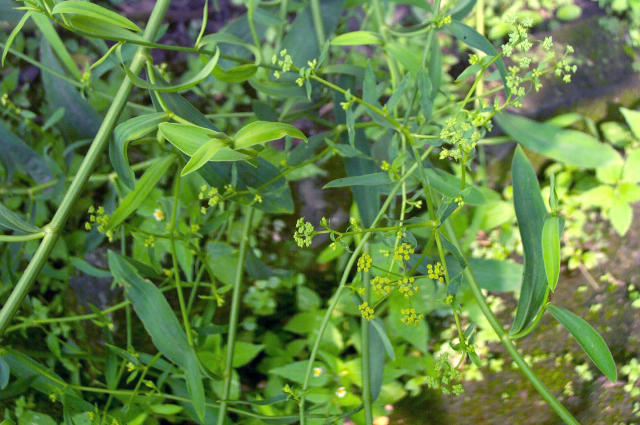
[0, 0, 625, 424]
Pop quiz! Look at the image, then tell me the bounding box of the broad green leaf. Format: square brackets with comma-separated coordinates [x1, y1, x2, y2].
[248, 78, 306, 99]
[269, 360, 327, 387]
[495, 113, 621, 168]
[510, 146, 549, 334]
[469, 258, 522, 292]
[181, 138, 226, 176]
[385, 42, 420, 75]
[451, 0, 477, 19]
[609, 199, 632, 235]
[331, 31, 382, 46]
[323, 172, 391, 189]
[623, 149, 640, 183]
[122, 48, 220, 93]
[2, 11, 31, 66]
[424, 168, 486, 205]
[233, 121, 306, 149]
[0, 202, 40, 233]
[111, 112, 170, 189]
[108, 251, 205, 420]
[556, 4, 582, 20]
[541, 216, 561, 291]
[620, 107, 640, 140]
[150, 404, 183, 415]
[66, 15, 145, 43]
[69, 257, 112, 278]
[52, 1, 141, 32]
[547, 304, 617, 382]
[158, 122, 226, 155]
[32, 13, 82, 80]
[107, 155, 175, 230]
[446, 20, 509, 96]
[231, 342, 264, 368]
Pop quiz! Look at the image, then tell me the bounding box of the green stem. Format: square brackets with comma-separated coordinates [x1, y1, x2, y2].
[310, 0, 325, 47]
[0, 0, 173, 338]
[361, 244, 373, 425]
[443, 220, 580, 425]
[217, 207, 254, 425]
[0, 232, 45, 242]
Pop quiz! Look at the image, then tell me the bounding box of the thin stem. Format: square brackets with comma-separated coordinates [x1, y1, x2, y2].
[217, 207, 254, 425]
[310, 0, 325, 47]
[0, 0, 173, 338]
[0, 232, 45, 242]
[361, 244, 373, 425]
[442, 220, 580, 425]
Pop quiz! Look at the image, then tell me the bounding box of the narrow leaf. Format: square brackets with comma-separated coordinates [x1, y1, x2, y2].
[234, 121, 306, 149]
[107, 155, 174, 230]
[0, 202, 40, 233]
[323, 172, 390, 189]
[370, 318, 395, 361]
[181, 138, 226, 176]
[510, 146, 548, 334]
[541, 215, 561, 291]
[32, 13, 82, 80]
[109, 252, 205, 420]
[158, 122, 226, 155]
[547, 304, 617, 382]
[110, 112, 170, 189]
[52, 1, 141, 32]
[331, 31, 382, 46]
[2, 11, 31, 66]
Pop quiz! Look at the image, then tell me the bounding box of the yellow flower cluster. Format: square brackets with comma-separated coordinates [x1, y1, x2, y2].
[398, 277, 418, 298]
[401, 308, 424, 326]
[428, 262, 445, 283]
[394, 243, 415, 262]
[372, 276, 392, 296]
[199, 185, 221, 214]
[86, 206, 113, 242]
[357, 253, 372, 272]
[358, 302, 375, 320]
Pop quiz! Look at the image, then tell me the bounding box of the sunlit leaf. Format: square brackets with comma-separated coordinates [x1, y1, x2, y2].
[52, 1, 141, 32]
[234, 121, 306, 149]
[331, 31, 382, 46]
[541, 215, 561, 291]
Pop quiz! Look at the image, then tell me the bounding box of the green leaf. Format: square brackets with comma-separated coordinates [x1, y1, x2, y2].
[2, 11, 31, 66]
[69, 257, 112, 278]
[52, 1, 141, 32]
[108, 251, 206, 420]
[446, 20, 509, 96]
[0, 122, 53, 184]
[32, 13, 82, 80]
[622, 148, 640, 183]
[66, 15, 145, 43]
[495, 113, 621, 168]
[107, 155, 174, 230]
[230, 342, 264, 368]
[211, 64, 257, 82]
[269, 360, 327, 387]
[547, 304, 617, 382]
[0, 202, 40, 233]
[233, 121, 306, 149]
[158, 122, 226, 155]
[121, 48, 220, 93]
[556, 4, 582, 20]
[620, 107, 640, 140]
[111, 112, 170, 189]
[368, 319, 385, 402]
[541, 216, 561, 291]
[385, 42, 420, 75]
[370, 318, 395, 361]
[323, 172, 390, 189]
[424, 168, 486, 205]
[180, 138, 226, 176]
[450, 0, 477, 20]
[331, 30, 382, 46]
[0, 357, 9, 390]
[609, 199, 633, 235]
[510, 146, 549, 334]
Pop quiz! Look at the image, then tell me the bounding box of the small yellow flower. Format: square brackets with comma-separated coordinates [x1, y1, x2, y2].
[313, 367, 324, 377]
[394, 243, 415, 262]
[381, 160, 390, 171]
[357, 253, 372, 272]
[372, 276, 392, 296]
[400, 308, 424, 326]
[335, 386, 347, 398]
[358, 302, 375, 320]
[153, 208, 165, 221]
[428, 262, 445, 283]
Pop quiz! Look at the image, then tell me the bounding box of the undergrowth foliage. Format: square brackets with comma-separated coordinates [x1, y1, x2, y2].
[0, 0, 631, 424]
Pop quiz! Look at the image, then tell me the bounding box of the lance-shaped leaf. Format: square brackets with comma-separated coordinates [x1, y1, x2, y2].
[108, 251, 205, 420]
[110, 112, 170, 189]
[2, 11, 31, 66]
[121, 48, 220, 93]
[541, 215, 561, 291]
[52, 1, 141, 32]
[158, 122, 225, 154]
[331, 31, 382, 46]
[547, 304, 617, 382]
[0, 203, 40, 233]
[181, 138, 226, 177]
[233, 121, 306, 149]
[107, 155, 174, 230]
[446, 20, 509, 96]
[66, 15, 145, 43]
[323, 172, 391, 189]
[510, 146, 549, 334]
